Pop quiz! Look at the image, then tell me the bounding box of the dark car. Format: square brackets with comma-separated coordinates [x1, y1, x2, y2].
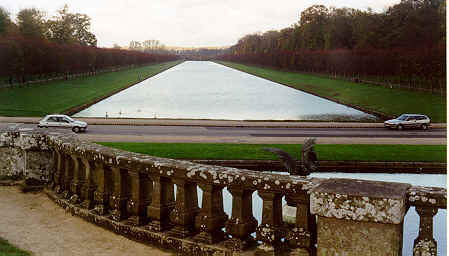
[384, 114, 431, 130]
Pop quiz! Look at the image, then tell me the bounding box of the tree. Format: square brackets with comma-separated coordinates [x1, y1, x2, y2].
[17, 8, 46, 38]
[46, 5, 97, 46]
[298, 5, 329, 50]
[0, 7, 11, 36]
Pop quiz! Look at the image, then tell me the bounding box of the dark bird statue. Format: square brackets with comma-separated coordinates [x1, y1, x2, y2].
[263, 138, 318, 176]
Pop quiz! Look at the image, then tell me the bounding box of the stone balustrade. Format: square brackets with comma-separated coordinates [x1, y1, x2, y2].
[0, 127, 446, 256]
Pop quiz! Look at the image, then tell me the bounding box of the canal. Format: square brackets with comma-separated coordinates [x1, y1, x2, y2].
[75, 61, 377, 121]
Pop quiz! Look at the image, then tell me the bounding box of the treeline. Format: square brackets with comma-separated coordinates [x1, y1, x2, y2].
[0, 5, 178, 85]
[219, 0, 446, 93]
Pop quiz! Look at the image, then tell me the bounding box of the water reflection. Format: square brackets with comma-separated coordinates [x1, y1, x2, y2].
[75, 61, 378, 121]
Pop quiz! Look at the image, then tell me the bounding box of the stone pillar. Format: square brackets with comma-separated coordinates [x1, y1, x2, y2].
[413, 206, 438, 256]
[127, 171, 152, 226]
[255, 191, 287, 256]
[285, 191, 316, 256]
[53, 150, 64, 193]
[93, 162, 110, 215]
[80, 158, 96, 209]
[194, 183, 228, 244]
[225, 187, 258, 251]
[310, 178, 411, 256]
[169, 178, 199, 238]
[147, 174, 175, 231]
[61, 153, 74, 199]
[69, 155, 84, 204]
[110, 166, 128, 221]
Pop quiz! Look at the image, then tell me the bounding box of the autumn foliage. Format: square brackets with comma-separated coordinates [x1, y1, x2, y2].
[0, 5, 179, 84]
[219, 0, 446, 93]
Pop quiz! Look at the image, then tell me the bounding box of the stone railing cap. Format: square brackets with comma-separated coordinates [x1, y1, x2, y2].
[310, 178, 411, 224]
[311, 178, 411, 199]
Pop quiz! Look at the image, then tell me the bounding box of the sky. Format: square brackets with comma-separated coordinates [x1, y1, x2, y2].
[0, 0, 400, 48]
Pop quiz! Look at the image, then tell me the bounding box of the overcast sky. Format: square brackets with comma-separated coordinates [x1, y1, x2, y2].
[1, 0, 400, 48]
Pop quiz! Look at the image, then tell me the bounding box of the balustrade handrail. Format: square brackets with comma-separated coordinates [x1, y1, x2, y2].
[1, 127, 446, 256]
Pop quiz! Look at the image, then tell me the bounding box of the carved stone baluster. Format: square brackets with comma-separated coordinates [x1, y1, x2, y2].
[285, 191, 316, 256]
[93, 162, 110, 215]
[61, 153, 74, 199]
[69, 155, 83, 204]
[110, 166, 128, 221]
[53, 150, 64, 193]
[413, 206, 438, 256]
[255, 191, 286, 256]
[225, 187, 258, 251]
[169, 178, 199, 238]
[194, 183, 228, 244]
[147, 174, 175, 231]
[80, 158, 96, 209]
[127, 171, 152, 226]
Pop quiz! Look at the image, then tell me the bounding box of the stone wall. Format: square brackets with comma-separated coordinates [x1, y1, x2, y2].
[0, 128, 60, 180]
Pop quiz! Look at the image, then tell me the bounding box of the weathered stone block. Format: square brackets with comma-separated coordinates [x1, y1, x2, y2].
[317, 216, 403, 256]
[310, 178, 411, 256]
[0, 147, 24, 178]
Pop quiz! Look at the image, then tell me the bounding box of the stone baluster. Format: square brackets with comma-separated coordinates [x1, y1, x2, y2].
[127, 171, 152, 226]
[194, 183, 228, 244]
[169, 178, 200, 238]
[61, 153, 74, 199]
[255, 191, 286, 256]
[53, 150, 64, 193]
[147, 174, 175, 231]
[93, 162, 110, 215]
[110, 166, 128, 221]
[80, 158, 96, 209]
[69, 155, 84, 204]
[413, 206, 438, 256]
[285, 191, 316, 256]
[225, 187, 258, 251]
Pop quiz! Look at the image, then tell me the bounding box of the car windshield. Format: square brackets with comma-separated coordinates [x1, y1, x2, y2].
[65, 116, 74, 122]
[396, 115, 408, 120]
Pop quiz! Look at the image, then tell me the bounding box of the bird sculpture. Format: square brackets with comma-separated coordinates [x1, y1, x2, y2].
[263, 138, 318, 176]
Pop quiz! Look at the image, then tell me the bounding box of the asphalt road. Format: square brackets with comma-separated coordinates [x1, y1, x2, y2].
[2, 122, 445, 144]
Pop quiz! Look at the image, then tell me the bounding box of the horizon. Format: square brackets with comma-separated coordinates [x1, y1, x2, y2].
[2, 0, 400, 48]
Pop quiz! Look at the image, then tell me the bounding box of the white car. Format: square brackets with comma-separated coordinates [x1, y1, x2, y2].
[38, 114, 88, 133]
[384, 114, 431, 130]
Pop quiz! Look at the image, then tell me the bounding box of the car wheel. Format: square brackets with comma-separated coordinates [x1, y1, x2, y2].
[421, 124, 428, 130]
[72, 127, 80, 133]
[397, 125, 403, 131]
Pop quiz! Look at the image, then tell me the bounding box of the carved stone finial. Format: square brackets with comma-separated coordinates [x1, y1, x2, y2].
[301, 138, 318, 175]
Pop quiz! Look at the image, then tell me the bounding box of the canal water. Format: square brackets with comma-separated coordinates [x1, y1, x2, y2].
[192, 173, 446, 256]
[75, 61, 377, 121]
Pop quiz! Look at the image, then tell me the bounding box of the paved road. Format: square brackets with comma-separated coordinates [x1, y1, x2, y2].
[2, 122, 445, 144]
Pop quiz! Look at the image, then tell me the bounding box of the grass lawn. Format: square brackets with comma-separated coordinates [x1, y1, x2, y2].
[0, 61, 181, 117]
[0, 237, 30, 256]
[217, 61, 447, 123]
[97, 142, 446, 162]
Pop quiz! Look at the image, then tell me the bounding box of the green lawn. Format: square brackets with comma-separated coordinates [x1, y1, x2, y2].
[0, 61, 181, 117]
[0, 238, 30, 256]
[217, 61, 447, 123]
[97, 142, 446, 162]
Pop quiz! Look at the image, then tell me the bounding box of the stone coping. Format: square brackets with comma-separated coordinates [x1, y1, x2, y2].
[310, 179, 411, 224]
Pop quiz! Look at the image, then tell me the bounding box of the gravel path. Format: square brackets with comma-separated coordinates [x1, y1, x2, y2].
[0, 186, 172, 256]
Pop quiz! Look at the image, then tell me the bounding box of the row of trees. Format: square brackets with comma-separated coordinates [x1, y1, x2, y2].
[0, 5, 179, 84]
[1, 5, 97, 46]
[219, 0, 446, 92]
